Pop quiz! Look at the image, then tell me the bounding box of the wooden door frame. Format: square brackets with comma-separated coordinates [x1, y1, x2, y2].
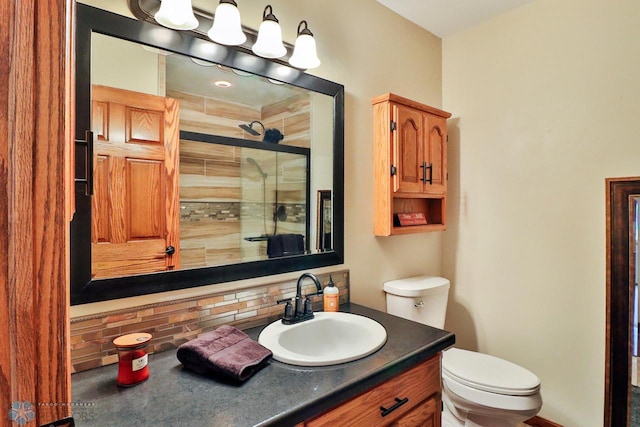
[605, 177, 640, 426]
[1, 1, 73, 424]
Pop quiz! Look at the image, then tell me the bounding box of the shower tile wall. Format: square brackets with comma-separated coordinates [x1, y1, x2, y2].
[169, 88, 311, 268]
[167, 89, 262, 139]
[179, 141, 242, 267]
[262, 94, 311, 148]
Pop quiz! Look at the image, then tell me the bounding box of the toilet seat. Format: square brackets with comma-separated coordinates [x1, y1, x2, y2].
[443, 348, 540, 396]
[443, 373, 542, 413]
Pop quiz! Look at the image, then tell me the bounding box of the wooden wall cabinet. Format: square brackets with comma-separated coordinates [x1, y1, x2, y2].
[304, 355, 442, 427]
[373, 93, 451, 235]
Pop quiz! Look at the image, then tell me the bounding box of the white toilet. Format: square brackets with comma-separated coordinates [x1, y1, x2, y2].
[383, 276, 542, 427]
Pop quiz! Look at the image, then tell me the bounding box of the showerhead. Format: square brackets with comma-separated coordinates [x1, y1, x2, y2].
[239, 120, 265, 137]
[247, 157, 268, 179]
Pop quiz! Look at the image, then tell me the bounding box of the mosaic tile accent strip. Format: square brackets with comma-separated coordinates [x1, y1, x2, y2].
[180, 201, 240, 221]
[70, 270, 349, 373]
[240, 202, 306, 223]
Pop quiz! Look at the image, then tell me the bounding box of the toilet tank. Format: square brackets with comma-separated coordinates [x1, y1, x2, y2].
[383, 276, 450, 329]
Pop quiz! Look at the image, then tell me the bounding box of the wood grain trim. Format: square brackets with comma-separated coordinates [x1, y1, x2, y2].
[525, 415, 564, 427]
[0, 1, 16, 421]
[371, 93, 452, 119]
[604, 177, 640, 427]
[34, 0, 73, 422]
[373, 101, 393, 236]
[1, 0, 73, 424]
[164, 96, 181, 270]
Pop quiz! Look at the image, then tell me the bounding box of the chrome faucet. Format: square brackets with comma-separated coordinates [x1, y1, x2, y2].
[278, 272, 323, 324]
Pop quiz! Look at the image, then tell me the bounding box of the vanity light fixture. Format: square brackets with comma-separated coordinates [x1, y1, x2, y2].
[154, 0, 199, 30]
[207, 0, 246, 46]
[251, 5, 287, 59]
[146, 0, 321, 69]
[288, 21, 321, 70]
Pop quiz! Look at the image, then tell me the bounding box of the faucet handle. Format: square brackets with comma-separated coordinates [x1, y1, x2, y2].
[277, 300, 294, 321]
[304, 298, 313, 315]
[277, 297, 295, 321]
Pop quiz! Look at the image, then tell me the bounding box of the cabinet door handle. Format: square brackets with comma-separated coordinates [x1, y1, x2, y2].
[75, 130, 94, 196]
[380, 396, 409, 417]
[420, 162, 433, 184]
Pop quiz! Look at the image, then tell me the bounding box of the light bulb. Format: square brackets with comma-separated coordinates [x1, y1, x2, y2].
[154, 0, 198, 30]
[251, 6, 287, 59]
[208, 0, 246, 46]
[289, 21, 320, 69]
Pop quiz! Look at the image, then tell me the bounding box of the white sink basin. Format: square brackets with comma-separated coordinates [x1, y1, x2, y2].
[258, 312, 387, 366]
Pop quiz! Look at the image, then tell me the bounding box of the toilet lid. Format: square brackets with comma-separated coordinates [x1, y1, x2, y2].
[383, 276, 450, 297]
[442, 348, 540, 396]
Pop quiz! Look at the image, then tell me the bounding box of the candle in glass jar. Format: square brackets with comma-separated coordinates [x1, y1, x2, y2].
[113, 333, 152, 387]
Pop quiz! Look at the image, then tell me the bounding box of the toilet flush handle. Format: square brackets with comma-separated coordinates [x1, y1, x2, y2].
[414, 301, 424, 308]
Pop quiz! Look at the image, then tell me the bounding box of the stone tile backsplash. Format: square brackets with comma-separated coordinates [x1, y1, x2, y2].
[70, 270, 349, 373]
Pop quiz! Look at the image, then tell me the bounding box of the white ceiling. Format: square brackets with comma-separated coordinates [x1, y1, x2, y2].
[376, 0, 536, 38]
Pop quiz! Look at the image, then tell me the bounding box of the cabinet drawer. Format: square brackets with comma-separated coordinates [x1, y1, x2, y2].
[307, 355, 441, 427]
[389, 395, 441, 427]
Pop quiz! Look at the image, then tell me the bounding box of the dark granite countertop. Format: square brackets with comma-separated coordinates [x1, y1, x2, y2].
[71, 303, 455, 426]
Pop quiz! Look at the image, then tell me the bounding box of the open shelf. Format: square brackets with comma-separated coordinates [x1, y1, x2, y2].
[389, 197, 445, 235]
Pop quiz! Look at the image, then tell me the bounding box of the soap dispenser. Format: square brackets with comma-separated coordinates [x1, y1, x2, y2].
[323, 276, 339, 312]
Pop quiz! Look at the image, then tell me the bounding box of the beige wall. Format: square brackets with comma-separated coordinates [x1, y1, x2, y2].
[92, 33, 161, 95]
[442, 0, 640, 424]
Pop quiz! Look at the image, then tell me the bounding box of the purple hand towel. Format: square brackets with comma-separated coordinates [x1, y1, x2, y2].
[177, 325, 272, 381]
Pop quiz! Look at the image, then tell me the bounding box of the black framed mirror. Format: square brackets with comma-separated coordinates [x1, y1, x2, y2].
[71, 4, 344, 305]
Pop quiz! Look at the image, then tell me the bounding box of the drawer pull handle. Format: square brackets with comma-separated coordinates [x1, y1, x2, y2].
[380, 397, 409, 417]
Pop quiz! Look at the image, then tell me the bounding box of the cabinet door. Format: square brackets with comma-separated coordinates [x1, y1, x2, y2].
[389, 395, 441, 427]
[422, 113, 447, 195]
[393, 104, 425, 194]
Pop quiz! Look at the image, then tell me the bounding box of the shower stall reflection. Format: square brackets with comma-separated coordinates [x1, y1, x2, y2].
[179, 141, 309, 269]
[243, 152, 307, 259]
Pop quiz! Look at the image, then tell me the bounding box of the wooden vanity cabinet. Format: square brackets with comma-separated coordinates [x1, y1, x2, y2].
[304, 354, 442, 427]
[373, 93, 451, 235]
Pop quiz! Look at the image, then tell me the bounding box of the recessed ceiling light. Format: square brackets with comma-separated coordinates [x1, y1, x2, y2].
[214, 80, 232, 88]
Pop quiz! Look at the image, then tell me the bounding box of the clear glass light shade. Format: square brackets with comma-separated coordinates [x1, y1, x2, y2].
[154, 0, 199, 30]
[289, 33, 320, 69]
[207, 2, 246, 46]
[252, 20, 286, 58]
